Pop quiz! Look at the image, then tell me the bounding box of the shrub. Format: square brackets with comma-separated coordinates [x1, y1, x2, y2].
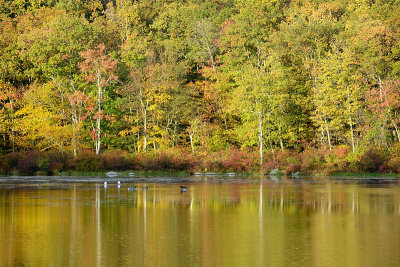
[219, 148, 254, 172]
[101, 150, 134, 170]
[262, 160, 280, 174]
[67, 151, 102, 171]
[276, 150, 300, 168]
[333, 145, 349, 158]
[0, 152, 23, 173]
[356, 147, 389, 173]
[285, 163, 301, 174]
[41, 151, 72, 175]
[387, 157, 400, 173]
[135, 148, 195, 171]
[300, 149, 325, 171]
[17, 151, 40, 175]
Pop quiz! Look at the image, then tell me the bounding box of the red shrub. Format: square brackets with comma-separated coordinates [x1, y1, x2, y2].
[67, 150, 103, 171]
[333, 146, 349, 158]
[18, 151, 40, 175]
[300, 149, 325, 171]
[387, 157, 400, 173]
[286, 163, 301, 174]
[262, 160, 280, 173]
[0, 152, 23, 173]
[356, 147, 389, 172]
[101, 150, 134, 170]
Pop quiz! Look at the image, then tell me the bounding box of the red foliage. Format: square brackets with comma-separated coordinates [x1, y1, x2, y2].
[262, 160, 280, 173]
[367, 79, 400, 121]
[101, 150, 134, 170]
[79, 44, 118, 86]
[286, 163, 301, 174]
[356, 147, 388, 173]
[17, 151, 39, 175]
[333, 146, 349, 158]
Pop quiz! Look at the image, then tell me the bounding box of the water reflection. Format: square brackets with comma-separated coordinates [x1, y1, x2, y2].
[0, 179, 400, 266]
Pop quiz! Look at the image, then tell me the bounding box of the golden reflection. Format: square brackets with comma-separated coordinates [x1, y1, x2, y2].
[0, 181, 399, 266]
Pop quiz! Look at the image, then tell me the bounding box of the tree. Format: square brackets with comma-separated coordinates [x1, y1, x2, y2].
[79, 44, 118, 154]
[16, 12, 99, 155]
[229, 54, 288, 165]
[367, 79, 400, 143]
[15, 82, 69, 151]
[0, 83, 21, 152]
[312, 44, 363, 152]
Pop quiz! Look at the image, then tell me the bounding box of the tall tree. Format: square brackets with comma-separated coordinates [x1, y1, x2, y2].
[79, 44, 118, 154]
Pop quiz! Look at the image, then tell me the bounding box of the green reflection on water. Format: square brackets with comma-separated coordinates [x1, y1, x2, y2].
[0, 180, 400, 267]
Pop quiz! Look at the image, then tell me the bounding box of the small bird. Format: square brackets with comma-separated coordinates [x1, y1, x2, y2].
[142, 186, 148, 190]
[104, 181, 108, 188]
[180, 185, 187, 192]
[117, 181, 121, 188]
[127, 186, 136, 191]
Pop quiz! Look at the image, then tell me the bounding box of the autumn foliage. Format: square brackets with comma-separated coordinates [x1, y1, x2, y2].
[0, 1, 399, 176]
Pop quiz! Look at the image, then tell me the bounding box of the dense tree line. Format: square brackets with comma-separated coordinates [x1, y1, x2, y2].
[0, 0, 399, 173]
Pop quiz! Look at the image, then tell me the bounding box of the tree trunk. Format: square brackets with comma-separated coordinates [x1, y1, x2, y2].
[321, 126, 326, 147]
[278, 123, 284, 153]
[72, 124, 77, 157]
[258, 111, 263, 166]
[378, 76, 389, 148]
[349, 115, 355, 153]
[324, 117, 332, 150]
[389, 114, 400, 142]
[139, 94, 148, 153]
[143, 109, 147, 153]
[10, 99, 15, 153]
[96, 116, 101, 154]
[268, 127, 275, 160]
[95, 70, 102, 155]
[189, 133, 194, 153]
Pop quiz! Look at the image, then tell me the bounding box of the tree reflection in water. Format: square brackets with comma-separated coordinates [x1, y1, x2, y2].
[0, 179, 399, 266]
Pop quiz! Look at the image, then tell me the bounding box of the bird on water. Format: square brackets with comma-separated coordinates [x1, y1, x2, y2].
[142, 186, 148, 190]
[180, 185, 187, 192]
[104, 181, 108, 188]
[128, 186, 136, 191]
[117, 181, 121, 188]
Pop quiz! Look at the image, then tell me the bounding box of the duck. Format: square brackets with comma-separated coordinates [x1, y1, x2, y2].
[180, 185, 187, 192]
[104, 181, 108, 188]
[142, 186, 148, 190]
[127, 186, 136, 191]
[117, 181, 121, 188]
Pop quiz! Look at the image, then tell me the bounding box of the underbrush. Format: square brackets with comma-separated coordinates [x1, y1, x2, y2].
[0, 144, 399, 176]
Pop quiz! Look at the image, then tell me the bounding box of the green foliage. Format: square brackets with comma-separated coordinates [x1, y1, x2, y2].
[0, 0, 400, 175]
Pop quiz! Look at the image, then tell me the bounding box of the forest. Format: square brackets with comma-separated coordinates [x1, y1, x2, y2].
[0, 0, 399, 175]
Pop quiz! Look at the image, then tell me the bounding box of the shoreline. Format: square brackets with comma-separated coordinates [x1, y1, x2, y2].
[0, 172, 398, 184]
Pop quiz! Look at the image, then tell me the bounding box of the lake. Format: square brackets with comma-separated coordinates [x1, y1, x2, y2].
[1, 176, 399, 266]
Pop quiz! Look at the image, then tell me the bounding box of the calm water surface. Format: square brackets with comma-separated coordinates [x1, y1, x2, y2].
[0, 176, 399, 267]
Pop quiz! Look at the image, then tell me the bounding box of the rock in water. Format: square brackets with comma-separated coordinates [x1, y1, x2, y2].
[292, 172, 300, 177]
[269, 168, 280, 175]
[106, 171, 119, 177]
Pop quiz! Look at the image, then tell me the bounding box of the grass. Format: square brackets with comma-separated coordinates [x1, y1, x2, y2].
[56, 170, 192, 177]
[329, 172, 399, 178]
